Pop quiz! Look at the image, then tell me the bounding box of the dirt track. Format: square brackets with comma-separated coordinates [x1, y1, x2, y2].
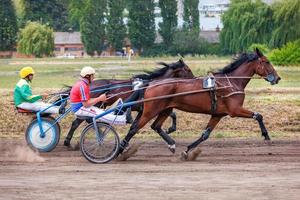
[1, 138, 300, 200]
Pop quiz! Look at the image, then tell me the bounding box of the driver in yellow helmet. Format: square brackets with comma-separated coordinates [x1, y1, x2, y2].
[14, 66, 60, 113]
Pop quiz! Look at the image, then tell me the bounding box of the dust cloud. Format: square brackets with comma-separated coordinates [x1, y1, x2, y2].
[3, 143, 45, 162]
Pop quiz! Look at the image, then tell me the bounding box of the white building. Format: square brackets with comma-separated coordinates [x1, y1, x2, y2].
[130, 0, 276, 43]
[157, 0, 275, 31]
[199, 0, 230, 31]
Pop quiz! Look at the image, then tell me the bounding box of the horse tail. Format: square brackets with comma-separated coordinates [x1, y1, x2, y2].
[61, 84, 72, 95]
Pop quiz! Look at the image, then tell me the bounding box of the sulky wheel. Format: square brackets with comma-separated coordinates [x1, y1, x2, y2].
[80, 122, 120, 164]
[25, 117, 60, 152]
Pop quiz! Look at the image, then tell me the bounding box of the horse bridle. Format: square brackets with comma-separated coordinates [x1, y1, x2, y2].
[257, 57, 276, 83]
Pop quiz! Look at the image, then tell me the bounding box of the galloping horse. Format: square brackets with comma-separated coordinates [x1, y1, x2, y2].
[118, 48, 281, 159]
[64, 59, 194, 146]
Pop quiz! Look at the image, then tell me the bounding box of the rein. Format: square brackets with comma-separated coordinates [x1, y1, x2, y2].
[213, 76, 263, 79]
[106, 74, 263, 100]
[106, 79, 194, 100]
[126, 86, 233, 105]
[48, 80, 134, 96]
[49, 74, 264, 99]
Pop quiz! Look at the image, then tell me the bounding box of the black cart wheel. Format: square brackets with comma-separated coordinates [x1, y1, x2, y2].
[80, 122, 120, 164]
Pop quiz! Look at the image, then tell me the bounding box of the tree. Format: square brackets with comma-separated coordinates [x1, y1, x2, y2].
[80, 0, 106, 56]
[17, 22, 54, 57]
[68, 0, 85, 31]
[158, 0, 178, 46]
[0, 0, 18, 51]
[127, 0, 156, 53]
[20, 0, 69, 31]
[269, 39, 300, 65]
[220, 0, 274, 54]
[170, 29, 209, 56]
[270, 0, 300, 48]
[107, 0, 126, 51]
[183, 0, 199, 32]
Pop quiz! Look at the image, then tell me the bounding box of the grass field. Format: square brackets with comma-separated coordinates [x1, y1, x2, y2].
[1, 56, 299, 139]
[1, 56, 299, 88]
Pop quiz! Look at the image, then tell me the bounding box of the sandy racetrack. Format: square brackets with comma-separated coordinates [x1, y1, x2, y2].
[1, 138, 300, 200]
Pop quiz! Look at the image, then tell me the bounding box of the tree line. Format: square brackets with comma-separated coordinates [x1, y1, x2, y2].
[220, 0, 300, 54]
[0, 0, 299, 59]
[1, 0, 200, 56]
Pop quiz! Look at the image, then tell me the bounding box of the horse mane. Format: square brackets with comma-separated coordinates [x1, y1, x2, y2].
[134, 61, 183, 80]
[217, 53, 258, 74]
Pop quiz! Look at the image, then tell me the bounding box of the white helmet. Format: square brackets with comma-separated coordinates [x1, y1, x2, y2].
[80, 66, 95, 77]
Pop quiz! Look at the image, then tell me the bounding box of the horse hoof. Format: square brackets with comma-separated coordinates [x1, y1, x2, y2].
[116, 143, 141, 161]
[73, 142, 80, 151]
[168, 144, 176, 154]
[264, 139, 272, 146]
[180, 151, 188, 161]
[187, 147, 202, 161]
[63, 140, 70, 147]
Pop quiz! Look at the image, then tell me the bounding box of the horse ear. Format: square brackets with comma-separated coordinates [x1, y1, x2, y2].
[255, 48, 263, 57]
[178, 54, 184, 61]
[179, 58, 186, 66]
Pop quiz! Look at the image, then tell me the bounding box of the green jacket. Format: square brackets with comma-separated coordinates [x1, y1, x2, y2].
[14, 79, 42, 106]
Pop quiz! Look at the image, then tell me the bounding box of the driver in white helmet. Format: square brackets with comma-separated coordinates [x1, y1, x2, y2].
[70, 66, 127, 125]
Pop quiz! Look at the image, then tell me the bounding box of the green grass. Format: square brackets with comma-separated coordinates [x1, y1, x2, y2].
[1, 57, 299, 139]
[1, 57, 299, 89]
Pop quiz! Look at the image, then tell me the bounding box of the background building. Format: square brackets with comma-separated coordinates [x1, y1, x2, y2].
[199, 0, 229, 31]
[54, 32, 84, 58]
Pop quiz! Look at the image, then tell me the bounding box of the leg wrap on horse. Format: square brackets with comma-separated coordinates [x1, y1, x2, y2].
[151, 125, 176, 153]
[64, 118, 84, 146]
[119, 120, 139, 154]
[167, 112, 177, 134]
[252, 112, 263, 121]
[119, 139, 129, 151]
[253, 112, 270, 140]
[156, 127, 175, 146]
[187, 127, 212, 152]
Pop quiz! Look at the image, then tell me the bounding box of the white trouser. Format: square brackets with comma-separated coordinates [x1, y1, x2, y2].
[74, 106, 126, 125]
[17, 101, 59, 114]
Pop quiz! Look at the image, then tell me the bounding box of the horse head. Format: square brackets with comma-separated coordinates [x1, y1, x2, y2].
[253, 48, 281, 85]
[134, 59, 194, 80]
[157, 59, 194, 79]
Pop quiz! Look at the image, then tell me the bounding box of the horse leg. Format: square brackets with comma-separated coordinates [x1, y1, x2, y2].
[253, 112, 270, 140]
[118, 105, 162, 155]
[166, 111, 177, 135]
[182, 116, 222, 158]
[64, 118, 84, 146]
[229, 107, 270, 140]
[151, 108, 176, 153]
[118, 112, 143, 154]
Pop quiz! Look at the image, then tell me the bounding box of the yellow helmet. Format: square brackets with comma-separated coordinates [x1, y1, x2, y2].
[20, 66, 35, 78]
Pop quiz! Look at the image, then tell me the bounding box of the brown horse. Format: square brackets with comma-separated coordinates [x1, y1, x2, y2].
[63, 59, 194, 147]
[118, 48, 281, 159]
[90, 59, 193, 105]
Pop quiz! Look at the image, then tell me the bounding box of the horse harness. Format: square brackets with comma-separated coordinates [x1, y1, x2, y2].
[202, 74, 245, 114]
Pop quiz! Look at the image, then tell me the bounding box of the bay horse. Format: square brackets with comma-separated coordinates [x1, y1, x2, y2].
[63, 59, 194, 146]
[118, 48, 281, 160]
